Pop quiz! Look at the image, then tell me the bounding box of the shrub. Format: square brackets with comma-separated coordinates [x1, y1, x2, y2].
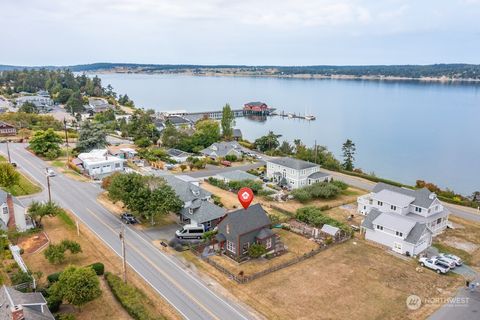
[211, 194, 223, 207]
[47, 272, 62, 283]
[47, 295, 62, 313]
[258, 189, 275, 197]
[306, 182, 340, 199]
[44, 244, 66, 264]
[331, 180, 348, 190]
[61, 239, 82, 254]
[296, 206, 351, 234]
[227, 179, 263, 193]
[291, 189, 312, 203]
[88, 262, 105, 276]
[58, 314, 76, 320]
[10, 270, 31, 285]
[202, 230, 217, 241]
[105, 272, 159, 320]
[225, 154, 238, 162]
[248, 243, 267, 258]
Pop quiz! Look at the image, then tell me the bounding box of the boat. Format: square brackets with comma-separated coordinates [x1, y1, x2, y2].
[304, 115, 316, 120]
[287, 113, 294, 118]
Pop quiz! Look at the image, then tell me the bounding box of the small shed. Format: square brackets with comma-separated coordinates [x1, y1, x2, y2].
[320, 224, 341, 239]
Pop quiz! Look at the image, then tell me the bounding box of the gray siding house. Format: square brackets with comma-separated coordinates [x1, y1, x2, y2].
[0, 285, 54, 319]
[215, 204, 275, 260]
[200, 141, 245, 159]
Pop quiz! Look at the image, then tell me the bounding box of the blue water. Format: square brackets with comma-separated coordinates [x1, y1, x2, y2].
[96, 73, 480, 195]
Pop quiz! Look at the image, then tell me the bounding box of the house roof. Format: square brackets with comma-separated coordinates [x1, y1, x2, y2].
[232, 129, 242, 138]
[372, 212, 416, 234]
[200, 141, 244, 158]
[216, 170, 257, 181]
[217, 204, 271, 241]
[166, 116, 191, 125]
[155, 174, 211, 202]
[0, 121, 15, 129]
[321, 224, 340, 236]
[0, 285, 54, 320]
[256, 228, 273, 239]
[361, 208, 383, 230]
[308, 171, 331, 179]
[0, 190, 7, 204]
[78, 149, 122, 165]
[181, 199, 226, 224]
[372, 182, 438, 209]
[244, 101, 266, 107]
[167, 148, 192, 158]
[404, 223, 430, 245]
[374, 189, 415, 207]
[268, 157, 318, 170]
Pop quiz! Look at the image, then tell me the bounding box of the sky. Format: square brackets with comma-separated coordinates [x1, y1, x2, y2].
[1, 0, 480, 66]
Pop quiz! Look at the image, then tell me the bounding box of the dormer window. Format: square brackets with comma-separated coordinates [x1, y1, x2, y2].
[188, 208, 194, 214]
[377, 201, 383, 206]
[395, 231, 403, 237]
[390, 205, 396, 211]
[376, 225, 383, 230]
[415, 207, 422, 213]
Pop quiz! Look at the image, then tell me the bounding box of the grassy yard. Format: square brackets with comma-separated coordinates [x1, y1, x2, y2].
[208, 229, 319, 276]
[0, 155, 42, 196]
[20, 212, 181, 320]
[181, 240, 462, 320]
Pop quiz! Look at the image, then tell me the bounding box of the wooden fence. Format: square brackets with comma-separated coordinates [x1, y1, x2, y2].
[192, 235, 351, 284]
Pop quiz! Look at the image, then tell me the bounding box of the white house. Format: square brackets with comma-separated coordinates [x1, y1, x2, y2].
[167, 148, 193, 163]
[0, 190, 34, 232]
[359, 182, 450, 255]
[361, 209, 432, 256]
[358, 182, 450, 236]
[265, 157, 332, 189]
[77, 149, 124, 178]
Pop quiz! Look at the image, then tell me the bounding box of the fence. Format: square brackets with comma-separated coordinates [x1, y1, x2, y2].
[192, 235, 350, 284]
[9, 244, 36, 289]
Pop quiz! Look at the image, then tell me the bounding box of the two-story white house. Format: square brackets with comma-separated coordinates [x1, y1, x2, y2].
[359, 183, 450, 255]
[0, 190, 34, 232]
[266, 157, 332, 189]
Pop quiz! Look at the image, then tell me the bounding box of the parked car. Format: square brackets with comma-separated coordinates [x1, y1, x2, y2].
[45, 167, 56, 177]
[121, 212, 138, 224]
[439, 253, 463, 266]
[255, 154, 262, 159]
[175, 224, 205, 240]
[419, 257, 450, 274]
[220, 160, 231, 167]
[11, 162, 17, 168]
[431, 257, 454, 269]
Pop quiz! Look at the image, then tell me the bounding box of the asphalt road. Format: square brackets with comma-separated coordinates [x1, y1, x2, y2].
[1, 143, 253, 320]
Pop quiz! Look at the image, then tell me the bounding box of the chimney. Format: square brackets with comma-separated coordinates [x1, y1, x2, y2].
[10, 305, 24, 320]
[6, 194, 16, 230]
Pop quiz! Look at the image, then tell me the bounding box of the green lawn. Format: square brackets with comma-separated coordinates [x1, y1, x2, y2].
[0, 156, 42, 196]
[2, 172, 42, 196]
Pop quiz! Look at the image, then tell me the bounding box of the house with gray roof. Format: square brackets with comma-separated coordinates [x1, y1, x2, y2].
[266, 157, 332, 189]
[232, 129, 243, 141]
[0, 190, 34, 232]
[166, 148, 193, 163]
[0, 285, 54, 320]
[214, 170, 258, 183]
[215, 204, 277, 260]
[149, 172, 225, 229]
[200, 141, 245, 160]
[361, 209, 432, 256]
[358, 182, 450, 236]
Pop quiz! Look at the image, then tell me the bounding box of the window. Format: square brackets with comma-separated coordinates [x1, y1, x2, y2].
[377, 201, 383, 206]
[437, 218, 442, 224]
[2, 206, 8, 215]
[435, 205, 439, 211]
[265, 237, 272, 249]
[376, 225, 383, 230]
[394, 242, 402, 251]
[242, 242, 250, 254]
[395, 231, 403, 237]
[415, 207, 422, 213]
[204, 220, 212, 228]
[226, 240, 236, 253]
[115, 163, 120, 168]
[390, 205, 397, 211]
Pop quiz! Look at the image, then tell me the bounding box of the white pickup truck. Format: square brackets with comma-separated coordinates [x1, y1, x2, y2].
[419, 257, 450, 274]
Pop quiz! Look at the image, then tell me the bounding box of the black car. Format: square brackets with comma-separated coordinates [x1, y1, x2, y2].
[121, 212, 138, 224]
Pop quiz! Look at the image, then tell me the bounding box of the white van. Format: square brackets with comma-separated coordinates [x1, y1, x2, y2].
[175, 224, 205, 240]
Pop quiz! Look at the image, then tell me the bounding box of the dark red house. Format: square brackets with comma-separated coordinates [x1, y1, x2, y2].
[0, 121, 16, 136]
[243, 101, 268, 112]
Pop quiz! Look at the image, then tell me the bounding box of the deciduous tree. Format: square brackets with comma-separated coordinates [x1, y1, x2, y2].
[29, 128, 62, 159]
[221, 103, 235, 140]
[0, 163, 20, 188]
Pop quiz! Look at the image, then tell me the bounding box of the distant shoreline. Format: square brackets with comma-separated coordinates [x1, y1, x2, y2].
[89, 69, 480, 83]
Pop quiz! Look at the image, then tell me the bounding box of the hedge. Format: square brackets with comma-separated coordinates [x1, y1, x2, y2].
[296, 206, 352, 234]
[47, 272, 61, 284]
[88, 262, 105, 276]
[105, 272, 163, 320]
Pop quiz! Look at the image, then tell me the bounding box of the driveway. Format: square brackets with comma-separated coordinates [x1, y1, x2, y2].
[140, 223, 181, 242]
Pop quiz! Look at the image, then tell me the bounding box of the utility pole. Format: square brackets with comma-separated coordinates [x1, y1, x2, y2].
[63, 118, 70, 167]
[6, 140, 11, 163]
[119, 225, 127, 283]
[314, 140, 318, 164]
[46, 175, 52, 202]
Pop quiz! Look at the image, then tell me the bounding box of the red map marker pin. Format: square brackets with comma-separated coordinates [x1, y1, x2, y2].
[238, 187, 254, 209]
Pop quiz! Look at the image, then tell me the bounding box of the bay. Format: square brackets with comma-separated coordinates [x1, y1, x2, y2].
[96, 73, 480, 195]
